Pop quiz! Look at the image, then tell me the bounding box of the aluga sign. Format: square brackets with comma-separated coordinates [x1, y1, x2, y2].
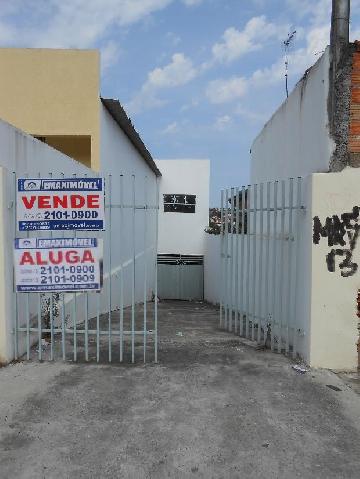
[17, 177, 104, 231]
[14, 237, 103, 292]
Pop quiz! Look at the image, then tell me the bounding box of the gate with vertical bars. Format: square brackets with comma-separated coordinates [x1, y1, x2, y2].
[12, 172, 159, 364]
[219, 178, 305, 358]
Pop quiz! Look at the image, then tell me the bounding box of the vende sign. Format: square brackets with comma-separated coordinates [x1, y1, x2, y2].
[14, 237, 103, 292]
[17, 178, 104, 231]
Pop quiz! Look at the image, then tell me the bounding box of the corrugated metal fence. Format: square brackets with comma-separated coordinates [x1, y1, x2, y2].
[220, 178, 305, 357]
[13, 172, 159, 364]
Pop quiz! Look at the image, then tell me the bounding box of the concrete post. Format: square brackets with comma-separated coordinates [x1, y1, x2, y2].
[309, 169, 360, 370]
[0, 167, 15, 364]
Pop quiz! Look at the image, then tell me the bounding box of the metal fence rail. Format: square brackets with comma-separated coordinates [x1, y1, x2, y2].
[12, 172, 159, 364]
[220, 178, 304, 358]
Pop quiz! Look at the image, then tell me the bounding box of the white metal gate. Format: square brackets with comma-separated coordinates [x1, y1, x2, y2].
[12, 172, 159, 363]
[220, 178, 305, 358]
[157, 254, 204, 301]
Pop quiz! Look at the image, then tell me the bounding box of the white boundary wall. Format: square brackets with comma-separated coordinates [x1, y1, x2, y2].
[251, 47, 334, 183]
[204, 235, 221, 304]
[0, 117, 158, 363]
[98, 103, 158, 314]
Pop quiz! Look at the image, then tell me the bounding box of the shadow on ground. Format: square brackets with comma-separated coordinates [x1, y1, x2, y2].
[29, 300, 232, 364]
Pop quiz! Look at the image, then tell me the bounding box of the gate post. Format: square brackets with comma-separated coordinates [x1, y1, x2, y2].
[309, 169, 360, 370]
[0, 167, 15, 364]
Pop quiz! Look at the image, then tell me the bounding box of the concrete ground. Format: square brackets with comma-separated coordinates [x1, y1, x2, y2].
[1, 301, 360, 479]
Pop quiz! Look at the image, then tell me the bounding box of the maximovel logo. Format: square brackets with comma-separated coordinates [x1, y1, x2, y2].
[18, 178, 103, 192]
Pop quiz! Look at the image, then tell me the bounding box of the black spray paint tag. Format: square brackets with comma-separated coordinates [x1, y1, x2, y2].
[313, 206, 360, 277]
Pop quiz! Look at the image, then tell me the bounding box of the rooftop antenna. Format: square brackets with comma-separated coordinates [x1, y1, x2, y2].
[283, 30, 296, 98]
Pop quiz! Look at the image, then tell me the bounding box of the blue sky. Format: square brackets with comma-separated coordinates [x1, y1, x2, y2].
[1, 0, 360, 204]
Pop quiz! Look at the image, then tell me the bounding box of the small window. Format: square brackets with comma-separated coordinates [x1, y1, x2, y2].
[163, 194, 196, 213]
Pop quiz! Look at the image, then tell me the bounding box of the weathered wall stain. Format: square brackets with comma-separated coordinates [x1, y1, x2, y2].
[313, 206, 360, 277]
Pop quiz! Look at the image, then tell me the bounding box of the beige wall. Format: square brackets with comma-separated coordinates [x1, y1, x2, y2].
[36, 135, 92, 168]
[0, 48, 100, 169]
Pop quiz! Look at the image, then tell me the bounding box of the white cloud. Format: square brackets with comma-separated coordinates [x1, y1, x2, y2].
[0, 21, 15, 44]
[180, 99, 199, 112]
[0, 0, 173, 69]
[285, 0, 359, 44]
[126, 89, 166, 116]
[247, 2, 333, 90]
[148, 53, 197, 88]
[127, 53, 198, 114]
[206, 76, 247, 104]
[127, 15, 288, 112]
[249, 46, 315, 91]
[212, 16, 288, 63]
[286, 0, 331, 23]
[101, 41, 120, 73]
[214, 115, 232, 130]
[205, 4, 334, 109]
[161, 121, 178, 134]
[235, 105, 268, 123]
[182, 0, 203, 6]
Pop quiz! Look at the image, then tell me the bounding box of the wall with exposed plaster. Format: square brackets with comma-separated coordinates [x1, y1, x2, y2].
[251, 47, 334, 184]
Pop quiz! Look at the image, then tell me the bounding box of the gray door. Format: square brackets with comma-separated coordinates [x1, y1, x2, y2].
[158, 255, 204, 301]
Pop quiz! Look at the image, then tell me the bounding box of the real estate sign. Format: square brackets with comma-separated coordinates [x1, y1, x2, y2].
[17, 177, 104, 231]
[14, 237, 103, 293]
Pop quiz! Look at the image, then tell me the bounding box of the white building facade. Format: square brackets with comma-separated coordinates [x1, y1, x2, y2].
[156, 159, 210, 301]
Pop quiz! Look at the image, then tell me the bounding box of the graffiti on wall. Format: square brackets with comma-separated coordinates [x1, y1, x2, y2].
[313, 206, 360, 277]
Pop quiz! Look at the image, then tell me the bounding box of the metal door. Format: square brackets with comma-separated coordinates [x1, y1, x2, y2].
[158, 254, 204, 301]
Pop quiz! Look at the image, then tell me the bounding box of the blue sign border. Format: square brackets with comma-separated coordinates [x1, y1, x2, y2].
[15, 237, 102, 293]
[17, 177, 104, 231]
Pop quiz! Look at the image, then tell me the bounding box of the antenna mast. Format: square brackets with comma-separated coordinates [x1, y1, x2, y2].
[284, 30, 296, 98]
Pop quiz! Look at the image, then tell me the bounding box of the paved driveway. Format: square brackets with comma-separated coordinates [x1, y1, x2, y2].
[1, 301, 360, 478]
